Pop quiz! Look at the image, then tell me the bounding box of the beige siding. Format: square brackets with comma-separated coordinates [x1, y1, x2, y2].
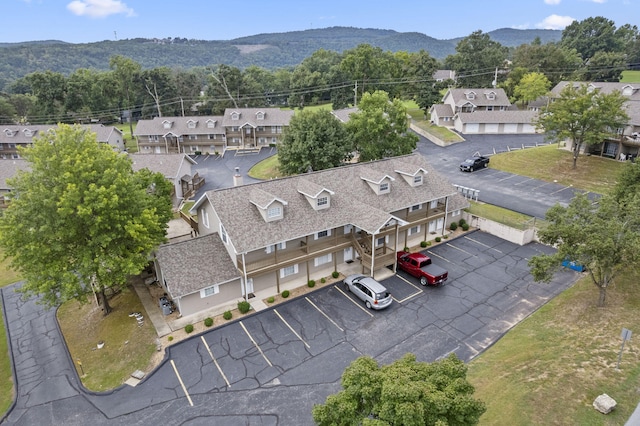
[177, 278, 243, 317]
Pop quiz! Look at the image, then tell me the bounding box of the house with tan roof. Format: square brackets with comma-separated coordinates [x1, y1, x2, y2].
[549, 81, 640, 159]
[429, 88, 538, 134]
[0, 124, 124, 159]
[153, 153, 469, 317]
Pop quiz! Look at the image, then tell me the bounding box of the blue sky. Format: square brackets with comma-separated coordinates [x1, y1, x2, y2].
[4, 0, 638, 43]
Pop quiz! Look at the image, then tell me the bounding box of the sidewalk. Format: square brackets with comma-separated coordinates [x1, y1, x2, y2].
[131, 278, 172, 337]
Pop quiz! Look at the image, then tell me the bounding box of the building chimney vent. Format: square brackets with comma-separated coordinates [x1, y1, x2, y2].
[233, 167, 243, 186]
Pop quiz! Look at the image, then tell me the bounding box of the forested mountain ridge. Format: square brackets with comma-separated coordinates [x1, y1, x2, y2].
[0, 26, 560, 89]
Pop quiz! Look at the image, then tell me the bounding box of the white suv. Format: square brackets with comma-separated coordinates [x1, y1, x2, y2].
[343, 274, 392, 310]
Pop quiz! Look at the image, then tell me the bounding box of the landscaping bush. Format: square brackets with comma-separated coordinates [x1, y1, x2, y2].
[462, 223, 470, 231]
[167, 336, 174, 342]
[185, 324, 194, 334]
[267, 296, 275, 303]
[332, 271, 339, 279]
[308, 279, 316, 287]
[238, 300, 251, 314]
[435, 237, 441, 242]
[320, 277, 326, 284]
[426, 241, 432, 246]
[443, 234, 449, 239]
[204, 317, 213, 327]
[420, 241, 428, 248]
[282, 290, 290, 298]
[194, 151, 201, 155]
[403, 246, 410, 252]
[458, 218, 467, 226]
[450, 222, 458, 231]
[223, 310, 232, 320]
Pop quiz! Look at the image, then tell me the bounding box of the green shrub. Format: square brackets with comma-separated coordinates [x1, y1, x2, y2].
[403, 246, 410, 252]
[320, 277, 326, 284]
[204, 317, 213, 327]
[462, 223, 470, 231]
[435, 237, 441, 243]
[443, 234, 449, 239]
[194, 151, 201, 155]
[458, 218, 467, 226]
[238, 300, 251, 314]
[167, 336, 174, 342]
[223, 310, 232, 320]
[332, 271, 339, 279]
[267, 296, 275, 303]
[308, 280, 316, 287]
[185, 324, 194, 334]
[450, 222, 458, 231]
[420, 241, 428, 248]
[282, 290, 290, 298]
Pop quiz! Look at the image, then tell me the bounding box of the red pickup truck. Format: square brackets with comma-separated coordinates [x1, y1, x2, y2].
[397, 251, 448, 286]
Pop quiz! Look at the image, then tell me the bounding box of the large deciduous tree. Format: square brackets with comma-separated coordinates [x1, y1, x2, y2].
[278, 109, 350, 175]
[536, 83, 629, 169]
[0, 124, 172, 315]
[511, 39, 583, 87]
[346, 90, 418, 162]
[513, 72, 551, 107]
[444, 31, 509, 88]
[561, 17, 635, 63]
[312, 353, 486, 426]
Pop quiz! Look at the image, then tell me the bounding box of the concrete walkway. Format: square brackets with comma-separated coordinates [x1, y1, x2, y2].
[131, 279, 172, 337]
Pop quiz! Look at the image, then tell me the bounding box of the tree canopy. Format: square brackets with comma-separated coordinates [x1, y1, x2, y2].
[0, 124, 173, 314]
[536, 83, 629, 169]
[312, 353, 486, 426]
[346, 90, 418, 162]
[444, 31, 509, 88]
[278, 109, 351, 175]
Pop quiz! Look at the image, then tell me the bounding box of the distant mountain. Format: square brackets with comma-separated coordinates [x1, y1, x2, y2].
[0, 26, 561, 90]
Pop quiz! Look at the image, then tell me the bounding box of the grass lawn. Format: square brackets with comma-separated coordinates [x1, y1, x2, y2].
[248, 154, 282, 180]
[621, 70, 640, 83]
[0, 248, 22, 417]
[466, 201, 540, 230]
[114, 123, 138, 153]
[469, 269, 640, 425]
[57, 285, 158, 392]
[490, 143, 623, 194]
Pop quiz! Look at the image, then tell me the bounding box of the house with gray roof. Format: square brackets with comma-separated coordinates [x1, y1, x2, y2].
[550, 81, 640, 159]
[153, 153, 468, 317]
[130, 153, 198, 202]
[429, 87, 538, 134]
[133, 115, 225, 155]
[0, 124, 124, 159]
[222, 107, 294, 151]
[0, 159, 29, 207]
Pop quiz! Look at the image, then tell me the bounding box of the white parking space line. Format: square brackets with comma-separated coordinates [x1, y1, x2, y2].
[170, 359, 193, 406]
[334, 285, 374, 317]
[426, 250, 451, 263]
[550, 185, 573, 195]
[393, 274, 423, 303]
[239, 321, 273, 367]
[513, 177, 534, 186]
[444, 242, 477, 257]
[305, 297, 344, 332]
[273, 309, 311, 349]
[462, 236, 503, 254]
[497, 174, 518, 182]
[200, 336, 231, 388]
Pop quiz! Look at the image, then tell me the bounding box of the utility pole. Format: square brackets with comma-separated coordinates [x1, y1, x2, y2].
[180, 98, 185, 117]
[354, 81, 358, 107]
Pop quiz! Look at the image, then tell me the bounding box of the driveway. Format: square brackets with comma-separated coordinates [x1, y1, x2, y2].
[1, 231, 579, 425]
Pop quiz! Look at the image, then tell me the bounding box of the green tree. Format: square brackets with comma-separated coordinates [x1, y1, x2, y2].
[536, 83, 629, 169]
[23, 70, 68, 123]
[580, 51, 627, 82]
[0, 124, 172, 315]
[405, 50, 440, 116]
[561, 17, 635, 62]
[0, 96, 17, 124]
[529, 191, 640, 307]
[346, 90, 418, 162]
[312, 353, 486, 426]
[444, 31, 508, 88]
[513, 72, 551, 107]
[341, 44, 396, 101]
[278, 109, 350, 175]
[110, 55, 142, 135]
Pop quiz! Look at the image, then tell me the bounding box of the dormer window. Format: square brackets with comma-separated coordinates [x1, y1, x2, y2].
[465, 91, 476, 100]
[256, 111, 265, 120]
[267, 205, 282, 219]
[297, 179, 334, 210]
[317, 196, 328, 207]
[379, 182, 389, 193]
[162, 120, 172, 129]
[485, 91, 496, 100]
[395, 167, 426, 187]
[231, 112, 240, 120]
[206, 120, 216, 128]
[4, 129, 15, 137]
[23, 129, 34, 137]
[250, 188, 287, 222]
[413, 175, 423, 185]
[187, 120, 197, 129]
[622, 85, 634, 96]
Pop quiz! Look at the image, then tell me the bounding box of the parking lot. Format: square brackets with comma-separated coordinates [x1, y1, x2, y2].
[103, 231, 575, 420]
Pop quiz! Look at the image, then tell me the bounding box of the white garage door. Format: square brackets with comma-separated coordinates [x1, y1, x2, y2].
[465, 123, 480, 133]
[522, 124, 536, 133]
[503, 124, 518, 133]
[485, 124, 499, 133]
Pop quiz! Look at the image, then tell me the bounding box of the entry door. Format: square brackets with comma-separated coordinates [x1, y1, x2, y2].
[242, 278, 254, 296]
[344, 247, 353, 262]
[155, 146, 161, 154]
[436, 218, 444, 232]
[428, 220, 437, 233]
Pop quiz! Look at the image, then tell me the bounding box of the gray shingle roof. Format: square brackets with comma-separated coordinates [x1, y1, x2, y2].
[202, 154, 463, 254]
[221, 108, 294, 128]
[133, 116, 225, 137]
[130, 153, 196, 179]
[331, 107, 358, 123]
[0, 124, 121, 144]
[430, 104, 454, 117]
[0, 159, 29, 189]
[156, 234, 240, 298]
[446, 88, 511, 108]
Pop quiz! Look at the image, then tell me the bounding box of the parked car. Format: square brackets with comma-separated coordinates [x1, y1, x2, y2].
[460, 156, 490, 172]
[343, 274, 392, 310]
[397, 251, 448, 286]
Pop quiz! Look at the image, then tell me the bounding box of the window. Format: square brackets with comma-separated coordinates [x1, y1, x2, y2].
[190, 146, 199, 152]
[200, 285, 219, 298]
[315, 229, 331, 239]
[163, 121, 172, 129]
[232, 126, 239, 132]
[256, 112, 265, 120]
[201, 210, 209, 228]
[232, 137, 240, 143]
[410, 204, 422, 212]
[265, 241, 286, 254]
[259, 137, 266, 144]
[206, 120, 216, 128]
[220, 223, 227, 243]
[276, 126, 283, 134]
[379, 182, 389, 193]
[317, 196, 328, 207]
[409, 225, 420, 236]
[430, 200, 438, 209]
[376, 236, 387, 247]
[280, 264, 299, 278]
[344, 224, 353, 234]
[188, 135, 197, 140]
[267, 205, 282, 219]
[150, 135, 158, 141]
[413, 175, 423, 185]
[314, 253, 332, 267]
[451, 210, 461, 217]
[257, 126, 265, 132]
[187, 121, 196, 128]
[231, 112, 239, 120]
[208, 134, 216, 140]
[486, 105, 494, 111]
[271, 137, 277, 143]
[245, 128, 251, 135]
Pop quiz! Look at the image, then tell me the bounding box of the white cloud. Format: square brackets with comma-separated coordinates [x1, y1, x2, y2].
[67, 0, 135, 18]
[591, 0, 606, 3]
[536, 14, 575, 30]
[544, 0, 561, 5]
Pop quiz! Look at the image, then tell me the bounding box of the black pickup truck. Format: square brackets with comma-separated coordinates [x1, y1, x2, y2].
[459, 156, 490, 172]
